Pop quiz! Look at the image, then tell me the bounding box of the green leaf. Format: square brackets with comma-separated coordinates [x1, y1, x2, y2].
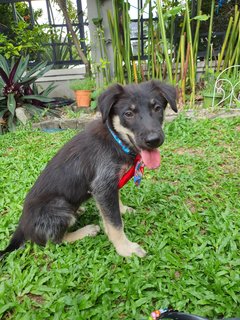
[134, 297, 149, 307]
[22, 95, 54, 102]
[7, 113, 16, 131]
[0, 54, 10, 76]
[92, 18, 103, 26]
[23, 104, 43, 116]
[40, 83, 57, 96]
[0, 108, 7, 117]
[235, 100, 240, 108]
[13, 55, 29, 83]
[34, 63, 53, 79]
[0, 303, 16, 315]
[21, 60, 47, 81]
[0, 77, 5, 87]
[166, 5, 183, 17]
[193, 14, 210, 21]
[21, 63, 53, 84]
[7, 93, 16, 115]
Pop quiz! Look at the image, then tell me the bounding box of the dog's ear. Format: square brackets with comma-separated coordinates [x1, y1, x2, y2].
[98, 84, 124, 122]
[150, 80, 178, 113]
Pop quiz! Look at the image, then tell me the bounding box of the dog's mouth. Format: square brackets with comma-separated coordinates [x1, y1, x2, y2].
[140, 149, 161, 169]
[127, 135, 161, 169]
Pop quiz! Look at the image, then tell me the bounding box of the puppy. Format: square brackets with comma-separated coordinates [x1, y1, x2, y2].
[0, 80, 177, 258]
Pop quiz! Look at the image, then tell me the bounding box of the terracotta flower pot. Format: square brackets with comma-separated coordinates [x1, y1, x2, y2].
[74, 90, 92, 108]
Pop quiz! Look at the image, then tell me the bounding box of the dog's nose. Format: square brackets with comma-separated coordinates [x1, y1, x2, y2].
[145, 134, 163, 148]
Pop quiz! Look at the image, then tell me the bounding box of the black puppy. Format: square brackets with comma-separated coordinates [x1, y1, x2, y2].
[0, 80, 177, 258]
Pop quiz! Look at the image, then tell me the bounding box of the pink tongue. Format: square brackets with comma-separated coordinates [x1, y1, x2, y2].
[140, 149, 161, 169]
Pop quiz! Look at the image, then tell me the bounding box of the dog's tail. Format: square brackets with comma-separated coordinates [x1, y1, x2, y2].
[0, 227, 25, 258]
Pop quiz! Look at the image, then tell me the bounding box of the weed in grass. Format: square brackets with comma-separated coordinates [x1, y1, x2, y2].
[0, 117, 240, 319]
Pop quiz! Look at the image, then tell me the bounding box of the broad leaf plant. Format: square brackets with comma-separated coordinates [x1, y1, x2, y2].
[0, 54, 56, 133]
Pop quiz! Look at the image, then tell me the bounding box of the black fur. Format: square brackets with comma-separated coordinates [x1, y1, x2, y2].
[0, 80, 177, 258]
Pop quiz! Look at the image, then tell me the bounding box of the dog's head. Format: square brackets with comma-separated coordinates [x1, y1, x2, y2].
[98, 80, 177, 168]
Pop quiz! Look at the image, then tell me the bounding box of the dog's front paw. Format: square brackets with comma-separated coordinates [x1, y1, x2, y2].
[119, 204, 135, 215]
[116, 240, 146, 258]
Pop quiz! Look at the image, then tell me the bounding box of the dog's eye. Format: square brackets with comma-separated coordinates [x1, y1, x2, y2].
[124, 111, 134, 118]
[153, 105, 162, 112]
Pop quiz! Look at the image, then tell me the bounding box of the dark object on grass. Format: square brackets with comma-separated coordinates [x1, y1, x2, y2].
[47, 97, 74, 108]
[149, 308, 240, 320]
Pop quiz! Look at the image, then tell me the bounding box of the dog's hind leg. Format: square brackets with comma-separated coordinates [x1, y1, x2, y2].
[63, 225, 100, 243]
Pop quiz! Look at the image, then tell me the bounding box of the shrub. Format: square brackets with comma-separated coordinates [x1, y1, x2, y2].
[69, 77, 95, 91]
[0, 54, 56, 133]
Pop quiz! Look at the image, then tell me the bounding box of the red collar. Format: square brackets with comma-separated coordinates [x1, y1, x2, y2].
[118, 155, 144, 189]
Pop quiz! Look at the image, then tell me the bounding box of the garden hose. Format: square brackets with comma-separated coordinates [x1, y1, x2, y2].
[148, 308, 240, 320]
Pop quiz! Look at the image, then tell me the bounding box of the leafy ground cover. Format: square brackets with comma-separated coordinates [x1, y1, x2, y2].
[0, 116, 240, 319]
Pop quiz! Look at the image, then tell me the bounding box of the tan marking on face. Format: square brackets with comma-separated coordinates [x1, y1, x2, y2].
[112, 115, 136, 146]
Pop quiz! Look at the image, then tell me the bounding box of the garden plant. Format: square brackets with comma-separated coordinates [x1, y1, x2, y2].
[0, 54, 57, 134]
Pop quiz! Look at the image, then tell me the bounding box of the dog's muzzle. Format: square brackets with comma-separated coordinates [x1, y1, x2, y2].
[145, 133, 164, 149]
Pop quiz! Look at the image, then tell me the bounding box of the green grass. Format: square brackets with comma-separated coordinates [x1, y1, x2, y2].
[0, 116, 240, 319]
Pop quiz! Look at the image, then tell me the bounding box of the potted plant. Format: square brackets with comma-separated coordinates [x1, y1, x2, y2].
[201, 69, 223, 108]
[202, 87, 223, 108]
[70, 77, 95, 108]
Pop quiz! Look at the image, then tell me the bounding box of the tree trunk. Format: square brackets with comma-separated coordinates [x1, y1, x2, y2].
[56, 0, 91, 76]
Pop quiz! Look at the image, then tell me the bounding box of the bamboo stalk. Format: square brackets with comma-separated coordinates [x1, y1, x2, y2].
[235, 18, 240, 66]
[180, 34, 185, 80]
[137, 0, 142, 81]
[224, 7, 239, 69]
[156, 0, 173, 82]
[183, 42, 190, 91]
[193, 8, 202, 63]
[169, 0, 175, 64]
[231, 18, 240, 67]
[95, 0, 111, 83]
[174, 9, 187, 83]
[133, 60, 138, 83]
[205, 0, 215, 73]
[147, 0, 153, 80]
[107, 5, 124, 83]
[122, 0, 132, 83]
[180, 33, 186, 103]
[217, 16, 233, 71]
[185, 1, 195, 105]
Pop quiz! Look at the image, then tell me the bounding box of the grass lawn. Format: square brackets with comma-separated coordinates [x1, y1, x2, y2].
[0, 115, 240, 319]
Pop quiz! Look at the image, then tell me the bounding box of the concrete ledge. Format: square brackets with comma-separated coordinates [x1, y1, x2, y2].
[164, 109, 240, 122]
[32, 114, 98, 131]
[32, 109, 240, 132]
